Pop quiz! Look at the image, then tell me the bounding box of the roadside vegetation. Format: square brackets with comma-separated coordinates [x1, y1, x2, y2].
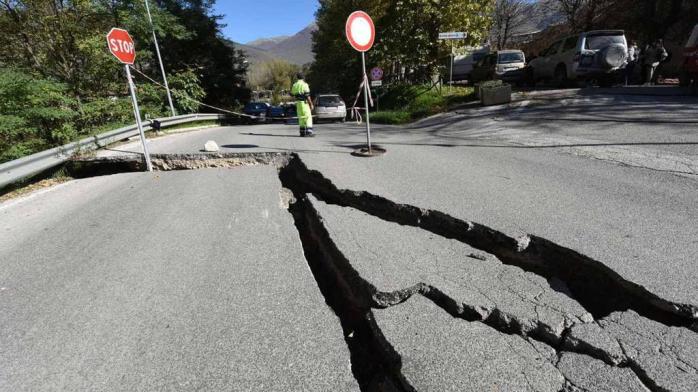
[371, 85, 475, 124]
[0, 0, 249, 164]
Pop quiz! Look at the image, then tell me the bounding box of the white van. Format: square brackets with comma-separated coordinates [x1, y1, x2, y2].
[452, 47, 490, 82]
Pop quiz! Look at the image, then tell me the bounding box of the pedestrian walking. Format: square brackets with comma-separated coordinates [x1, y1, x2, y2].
[642, 39, 668, 85]
[626, 41, 640, 85]
[291, 73, 314, 137]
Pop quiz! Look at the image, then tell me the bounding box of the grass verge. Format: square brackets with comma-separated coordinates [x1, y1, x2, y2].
[372, 85, 475, 124]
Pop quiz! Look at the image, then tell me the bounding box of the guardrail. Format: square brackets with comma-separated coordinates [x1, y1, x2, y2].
[0, 113, 225, 189]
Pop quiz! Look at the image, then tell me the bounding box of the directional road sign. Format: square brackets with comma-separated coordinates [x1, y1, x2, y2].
[438, 32, 467, 40]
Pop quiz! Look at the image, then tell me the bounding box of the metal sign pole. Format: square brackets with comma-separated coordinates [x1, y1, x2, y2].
[144, 0, 176, 117]
[125, 65, 153, 172]
[361, 52, 372, 154]
[450, 41, 454, 93]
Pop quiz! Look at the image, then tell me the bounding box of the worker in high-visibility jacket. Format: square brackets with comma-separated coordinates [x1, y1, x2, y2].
[291, 73, 314, 137]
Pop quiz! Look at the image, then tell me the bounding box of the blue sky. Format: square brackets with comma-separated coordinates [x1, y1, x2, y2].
[213, 1, 319, 44]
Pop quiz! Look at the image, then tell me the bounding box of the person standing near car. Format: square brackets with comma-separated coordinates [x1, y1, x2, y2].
[291, 73, 314, 137]
[642, 39, 668, 85]
[626, 41, 640, 85]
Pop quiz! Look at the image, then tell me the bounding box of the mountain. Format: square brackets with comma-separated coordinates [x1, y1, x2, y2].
[516, 2, 564, 35]
[226, 40, 278, 66]
[246, 36, 290, 51]
[263, 23, 317, 65]
[242, 23, 317, 66]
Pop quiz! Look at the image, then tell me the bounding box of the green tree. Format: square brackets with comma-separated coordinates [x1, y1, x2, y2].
[310, 0, 390, 100]
[158, 0, 250, 108]
[0, 68, 77, 161]
[248, 59, 300, 103]
[310, 0, 494, 99]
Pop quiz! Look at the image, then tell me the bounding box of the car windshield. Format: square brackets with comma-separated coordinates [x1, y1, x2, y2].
[498, 52, 524, 64]
[585, 35, 624, 50]
[318, 96, 343, 106]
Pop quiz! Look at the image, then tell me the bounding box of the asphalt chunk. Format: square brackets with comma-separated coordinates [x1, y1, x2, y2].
[373, 294, 565, 391]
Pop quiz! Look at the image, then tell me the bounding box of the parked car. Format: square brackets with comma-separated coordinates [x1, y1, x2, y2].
[527, 30, 628, 86]
[243, 102, 270, 123]
[313, 94, 347, 122]
[267, 105, 286, 122]
[452, 47, 490, 82]
[283, 103, 298, 125]
[679, 23, 698, 87]
[470, 50, 526, 84]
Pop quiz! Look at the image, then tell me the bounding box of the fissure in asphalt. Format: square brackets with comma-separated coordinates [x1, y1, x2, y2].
[278, 154, 698, 331]
[58, 151, 695, 391]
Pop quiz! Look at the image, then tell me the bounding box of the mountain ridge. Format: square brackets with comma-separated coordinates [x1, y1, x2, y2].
[236, 23, 317, 66]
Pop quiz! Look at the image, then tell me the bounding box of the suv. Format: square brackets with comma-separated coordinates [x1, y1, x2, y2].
[470, 50, 526, 83]
[528, 30, 628, 86]
[679, 23, 698, 87]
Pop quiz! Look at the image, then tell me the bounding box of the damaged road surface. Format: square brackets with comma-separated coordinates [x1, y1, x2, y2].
[2, 144, 697, 391]
[0, 166, 358, 391]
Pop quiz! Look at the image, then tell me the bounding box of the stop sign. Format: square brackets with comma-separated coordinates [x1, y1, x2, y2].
[107, 28, 136, 64]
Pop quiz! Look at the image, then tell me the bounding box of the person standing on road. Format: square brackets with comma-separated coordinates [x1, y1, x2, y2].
[291, 73, 314, 137]
[626, 41, 640, 85]
[642, 39, 668, 85]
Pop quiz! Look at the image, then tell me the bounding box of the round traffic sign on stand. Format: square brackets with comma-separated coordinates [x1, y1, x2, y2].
[106, 28, 136, 64]
[345, 11, 375, 52]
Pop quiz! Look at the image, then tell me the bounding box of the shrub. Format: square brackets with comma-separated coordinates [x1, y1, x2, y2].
[371, 111, 413, 124]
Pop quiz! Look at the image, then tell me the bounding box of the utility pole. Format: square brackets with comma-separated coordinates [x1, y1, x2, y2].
[144, 0, 176, 117]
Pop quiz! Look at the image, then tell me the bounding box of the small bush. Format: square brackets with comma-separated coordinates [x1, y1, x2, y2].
[371, 111, 412, 124]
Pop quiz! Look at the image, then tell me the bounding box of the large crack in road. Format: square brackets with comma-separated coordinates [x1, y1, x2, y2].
[278, 155, 698, 329]
[58, 152, 697, 391]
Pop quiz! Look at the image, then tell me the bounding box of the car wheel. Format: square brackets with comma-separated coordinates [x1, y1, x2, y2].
[554, 65, 567, 88]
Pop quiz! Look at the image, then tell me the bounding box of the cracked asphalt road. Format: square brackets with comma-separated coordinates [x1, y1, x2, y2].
[2, 90, 697, 390]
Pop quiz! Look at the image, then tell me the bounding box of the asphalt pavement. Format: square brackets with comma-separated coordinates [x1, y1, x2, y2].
[3, 89, 698, 390]
[0, 168, 358, 391]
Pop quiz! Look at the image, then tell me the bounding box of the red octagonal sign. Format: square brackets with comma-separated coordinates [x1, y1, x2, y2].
[107, 28, 136, 65]
[346, 11, 375, 52]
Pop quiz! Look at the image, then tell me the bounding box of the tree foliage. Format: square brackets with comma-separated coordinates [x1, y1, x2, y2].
[310, 0, 494, 99]
[542, 0, 698, 41]
[247, 59, 300, 104]
[0, 0, 249, 163]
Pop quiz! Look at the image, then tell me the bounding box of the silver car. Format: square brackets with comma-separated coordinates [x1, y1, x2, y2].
[470, 50, 526, 83]
[313, 94, 347, 122]
[528, 30, 628, 86]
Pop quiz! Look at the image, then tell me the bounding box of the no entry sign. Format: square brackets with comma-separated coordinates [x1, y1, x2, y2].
[345, 11, 375, 52]
[107, 28, 136, 64]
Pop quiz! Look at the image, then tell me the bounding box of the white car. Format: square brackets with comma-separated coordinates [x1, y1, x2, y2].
[528, 30, 628, 86]
[313, 94, 347, 122]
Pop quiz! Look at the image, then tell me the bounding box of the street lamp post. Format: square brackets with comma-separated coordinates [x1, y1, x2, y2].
[144, 0, 176, 117]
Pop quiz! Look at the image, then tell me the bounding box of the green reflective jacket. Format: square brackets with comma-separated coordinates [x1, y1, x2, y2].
[291, 79, 310, 101]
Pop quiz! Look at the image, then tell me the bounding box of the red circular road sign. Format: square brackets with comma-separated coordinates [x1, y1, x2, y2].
[107, 28, 136, 64]
[345, 11, 375, 52]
